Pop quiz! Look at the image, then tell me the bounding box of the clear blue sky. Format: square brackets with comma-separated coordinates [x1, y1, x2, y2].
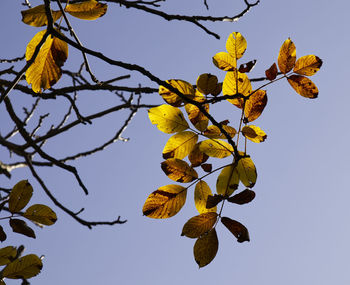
[1, 0, 350, 284]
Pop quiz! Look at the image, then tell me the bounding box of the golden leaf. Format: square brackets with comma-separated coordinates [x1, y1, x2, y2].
[212, 52, 236, 71]
[287, 75, 318, 98]
[196, 73, 218, 95]
[185, 102, 209, 132]
[148, 104, 189, 134]
[162, 131, 198, 160]
[159, 79, 195, 107]
[226, 32, 247, 60]
[26, 30, 68, 93]
[8, 180, 33, 213]
[194, 181, 217, 214]
[242, 125, 267, 143]
[223, 71, 252, 109]
[188, 143, 209, 167]
[203, 125, 236, 140]
[182, 212, 218, 238]
[216, 165, 239, 196]
[237, 155, 257, 188]
[0, 246, 17, 266]
[23, 204, 57, 226]
[265, 62, 278, 80]
[161, 159, 198, 183]
[199, 139, 233, 158]
[21, 5, 62, 27]
[294, 55, 322, 76]
[244, 90, 268, 122]
[3, 254, 43, 279]
[221, 217, 250, 243]
[142, 185, 187, 219]
[65, 0, 107, 20]
[278, 38, 296, 74]
[193, 229, 219, 268]
[9, 219, 36, 239]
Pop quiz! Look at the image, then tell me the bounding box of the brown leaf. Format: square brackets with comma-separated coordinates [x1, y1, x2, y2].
[227, 189, 256, 205]
[265, 63, 278, 80]
[287, 75, 318, 98]
[9, 219, 36, 239]
[244, 90, 268, 122]
[161, 159, 198, 183]
[0, 226, 7, 242]
[221, 217, 249, 243]
[206, 194, 224, 209]
[238, 60, 257, 73]
[181, 212, 218, 238]
[193, 229, 219, 268]
[201, 163, 212, 173]
[188, 143, 209, 167]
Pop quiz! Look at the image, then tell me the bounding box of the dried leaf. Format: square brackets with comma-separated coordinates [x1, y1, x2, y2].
[162, 131, 198, 159]
[182, 212, 218, 238]
[201, 163, 212, 173]
[287, 75, 318, 98]
[21, 5, 62, 27]
[278, 38, 296, 74]
[23, 204, 57, 226]
[206, 194, 224, 209]
[3, 254, 43, 279]
[265, 63, 278, 80]
[161, 159, 198, 183]
[227, 189, 256, 205]
[65, 0, 107, 20]
[193, 229, 219, 268]
[238, 60, 256, 73]
[221, 217, 250, 243]
[194, 181, 217, 214]
[9, 219, 36, 239]
[0, 226, 7, 242]
[294, 55, 322, 76]
[8, 180, 33, 213]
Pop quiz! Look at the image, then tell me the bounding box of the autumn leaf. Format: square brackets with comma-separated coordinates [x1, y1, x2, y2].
[23, 204, 57, 226]
[162, 131, 198, 159]
[244, 90, 268, 122]
[194, 181, 217, 213]
[148, 104, 189, 134]
[241, 125, 267, 143]
[196, 73, 218, 95]
[216, 165, 239, 196]
[159, 79, 195, 107]
[65, 0, 108, 20]
[199, 139, 233, 158]
[0, 226, 6, 242]
[226, 32, 247, 61]
[182, 212, 218, 238]
[206, 194, 224, 209]
[238, 59, 257, 73]
[201, 163, 212, 172]
[265, 63, 278, 80]
[188, 143, 209, 167]
[161, 159, 198, 183]
[193, 229, 219, 268]
[221, 217, 250, 243]
[2, 254, 43, 279]
[237, 155, 257, 188]
[294, 55, 322, 76]
[21, 5, 62, 27]
[227, 189, 256, 205]
[8, 180, 33, 213]
[0, 246, 17, 266]
[142, 185, 187, 218]
[287, 75, 318, 98]
[9, 219, 36, 239]
[278, 38, 296, 74]
[25, 29, 68, 93]
[223, 71, 252, 108]
[185, 102, 209, 132]
[212, 52, 236, 71]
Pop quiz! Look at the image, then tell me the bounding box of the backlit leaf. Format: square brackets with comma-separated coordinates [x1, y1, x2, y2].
[162, 131, 198, 160]
[148, 105, 189, 134]
[212, 52, 236, 71]
[216, 165, 239, 196]
[0, 225, 6, 242]
[9, 219, 36, 239]
[211, 82, 222, 96]
[159, 79, 195, 107]
[185, 103, 209, 132]
[227, 189, 256, 205]
[265, 63, 278, 80]
[21, 5, 62, 27]
[238, 59, 256, 73]
[194, 181, 217, 214]
[196, 73, 218, 95]
[182, 212, 218, 238]
[188, 143, 209, 167]
[287, 75, 318, 98]
[199, 139, 233, 158]
[26, 30, 68, 93]
[8, 180, 33, 213]
[221, 217, 250, 243]
[244, 89, 268, 122]
[2, 254, 43, 279]
[142, 185, 187, 219]
[223, 71, 252, 109]
[193, 229, 218, 268]
[278, 38, 296, 74]
[237, 155, 257, 188]
[206, 194, 224, 209]
[161, 159, 198, 183]
[226, 32, 247, 60]
[242, 125, 267, 143]
[0, 246, 17, 266]
[65, 0, 107, 20]
[203, 125, 222, 139]
[294, 55, 322, 76]
[23, 204, 57, 226]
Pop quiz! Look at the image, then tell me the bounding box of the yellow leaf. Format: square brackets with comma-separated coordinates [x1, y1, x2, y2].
[193, 228, 218, 268]
[278, 38, 296, 74]
[221, 217, 250, 243]
[23, 204, 57, 226]
[294, 55, 322, 76]
[212, 52, 236, 71]
[181, 212, 218, 238]
[21, 5, 62, 27]
[65, 0, 107, 20]
[2, 254, 43, 279]
[0, 246, 17, 266]
[244, 90, 268, 122]
[161, 159, 198, 183]
[159, 79, 195, 107]
[25, 30, 68, 93]
[216, 165, 239, 196]
[237, 155, 257, 188]
[142, 185, 187, 219]
[199, 139, 233, 158]
[203, 125, 236, 140]
[185, 102, 209, 132]
[162, 131, 198, 159]
[196, 74, 218, 95]
[194, 181, 217, 213]
[188, 143, 209, 167]
[242, 125, 267, 143]
[223, 71, 252, 108]
[287, 75, 318, 98]
[148, 104, 189, 134]
[226, 32, 247, 60]
[8, 180, 33, 213]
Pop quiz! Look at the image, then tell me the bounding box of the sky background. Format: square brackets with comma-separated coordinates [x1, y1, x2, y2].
[1, 0, 350, 284]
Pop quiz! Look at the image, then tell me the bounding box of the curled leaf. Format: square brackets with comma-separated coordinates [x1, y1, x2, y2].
[265, 63, 278, 81]
[227, 189, 256, 205]
[0, 226, 7, 242]
[238, 60, 257, 73]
